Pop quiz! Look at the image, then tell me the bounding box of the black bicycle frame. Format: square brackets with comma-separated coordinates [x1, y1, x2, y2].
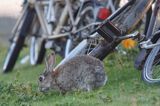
[89, 0, 154, 60]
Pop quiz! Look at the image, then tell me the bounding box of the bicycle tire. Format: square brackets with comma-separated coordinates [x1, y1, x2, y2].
[35, 39, 46, 64]
[142, 38, 160, 84]
[30, 36, 46, 65]
[29, 16, 46, 65]
[3, 8, 35, 73]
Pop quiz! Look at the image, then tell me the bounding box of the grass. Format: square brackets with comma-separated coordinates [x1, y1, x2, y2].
[0, 46, 160, 106]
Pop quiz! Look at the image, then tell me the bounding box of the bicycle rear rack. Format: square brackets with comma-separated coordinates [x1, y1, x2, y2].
[97, 20, 141, 43]
[97, 21, 122, 43]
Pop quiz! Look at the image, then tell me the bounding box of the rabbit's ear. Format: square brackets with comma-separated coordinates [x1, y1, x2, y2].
[45, 52, 56, 71]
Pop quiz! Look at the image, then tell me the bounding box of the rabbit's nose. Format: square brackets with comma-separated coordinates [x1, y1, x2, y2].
[39, 76, 44, 82]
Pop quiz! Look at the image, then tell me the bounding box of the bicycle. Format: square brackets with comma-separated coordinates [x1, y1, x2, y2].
[64, 0, 121, 57]
[55, 0, 160, 84]
[3, 0, 105, 73]
[139, 0, 160, 84]
[3, 0, 56, 72]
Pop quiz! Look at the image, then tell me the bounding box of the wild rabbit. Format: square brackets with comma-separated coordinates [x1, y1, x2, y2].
[38, 52, 107, 93]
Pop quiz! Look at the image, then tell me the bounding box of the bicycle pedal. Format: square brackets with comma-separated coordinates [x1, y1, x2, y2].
[140, 39, 151, 45]
[139, 39, 152, 49]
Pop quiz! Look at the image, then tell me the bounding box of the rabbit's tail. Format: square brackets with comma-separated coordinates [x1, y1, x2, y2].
[95, 74, 107, 88]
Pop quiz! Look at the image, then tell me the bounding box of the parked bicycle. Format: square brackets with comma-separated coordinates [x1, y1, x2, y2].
[55, 0, 160, 84]
[3, 0, 94, 72]
[3, 0, 119, 72]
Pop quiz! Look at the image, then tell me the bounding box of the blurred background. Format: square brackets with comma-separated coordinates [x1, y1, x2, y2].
[0, 0, 21, 46]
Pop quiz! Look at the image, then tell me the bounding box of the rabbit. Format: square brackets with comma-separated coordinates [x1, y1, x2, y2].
[38, 52, 107, 93]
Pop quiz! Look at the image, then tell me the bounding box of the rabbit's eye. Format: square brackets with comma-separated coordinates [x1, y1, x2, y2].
[39, 76, 45, 82]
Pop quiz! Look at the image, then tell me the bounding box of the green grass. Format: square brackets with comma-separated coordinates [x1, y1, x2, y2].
[0, 46, 160, 106]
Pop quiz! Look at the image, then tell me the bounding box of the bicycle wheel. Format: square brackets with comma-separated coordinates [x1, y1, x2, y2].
[3, 8, 35, 73]
[29, 14, 46, 65]
[134, 6, 158, 70]
[142, 38, 160, 84]
[30, 36, 46, 65]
